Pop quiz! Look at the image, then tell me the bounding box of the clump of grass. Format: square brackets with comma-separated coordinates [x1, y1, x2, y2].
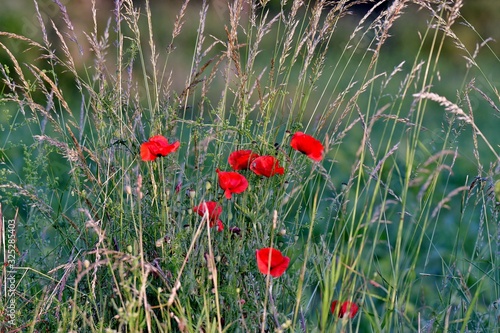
[1, 0, 499, 332]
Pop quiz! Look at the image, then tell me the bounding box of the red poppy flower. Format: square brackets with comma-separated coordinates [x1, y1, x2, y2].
[140, 135, 180, 161]
[193, 201, 224, 232]
[255, 247, 290, 278]
[215, 220, 224, 232]
[228, 150, 260, 170]
[330, 300, 359, 319]
[216, 169, 248, 199]
[290, 131, 324, 162]
[250, 156, 285, 177]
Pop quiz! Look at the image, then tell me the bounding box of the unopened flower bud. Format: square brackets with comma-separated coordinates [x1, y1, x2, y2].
[136, 174, 142, 189]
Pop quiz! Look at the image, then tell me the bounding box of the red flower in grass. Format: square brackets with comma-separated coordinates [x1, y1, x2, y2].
[140, 135, 180, 161]
[255, 247, 290, 278]
[216, 169, 248, 199]
[330, 300, 359, 319]
[193, 201, 224, 232]
[290, 131, 324, 162]
[250, 156, 285, 177]
[228, 150, 260, 170]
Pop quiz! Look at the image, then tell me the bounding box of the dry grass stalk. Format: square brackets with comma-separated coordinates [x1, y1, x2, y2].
[414, 91, 499, 160]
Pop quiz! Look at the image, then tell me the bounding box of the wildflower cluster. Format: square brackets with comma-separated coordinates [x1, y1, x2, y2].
[139, 131, 358, 318]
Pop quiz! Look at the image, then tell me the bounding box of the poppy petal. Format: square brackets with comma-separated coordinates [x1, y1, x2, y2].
[229, 150, 259, 170]
[216, 220, 224, 232]
[331, 300, 359, 319]
[217, 169, 248, 199]
[250, 156, 285, 177]
[256, 247, 290, 278]
[193, 201, 223, 228]
[290, 131, 324, 162]
[140, 135, 180, 161]
[140, 143, 157, 161]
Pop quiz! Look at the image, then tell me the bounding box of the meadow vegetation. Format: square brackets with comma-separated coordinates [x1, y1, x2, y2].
[1, 0, 499, 332]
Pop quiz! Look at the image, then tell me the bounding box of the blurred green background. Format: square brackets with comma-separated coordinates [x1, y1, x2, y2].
[2, 0, 499, 200]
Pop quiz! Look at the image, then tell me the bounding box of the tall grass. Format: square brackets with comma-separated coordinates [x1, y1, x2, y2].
[1, 0, 499, 332]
